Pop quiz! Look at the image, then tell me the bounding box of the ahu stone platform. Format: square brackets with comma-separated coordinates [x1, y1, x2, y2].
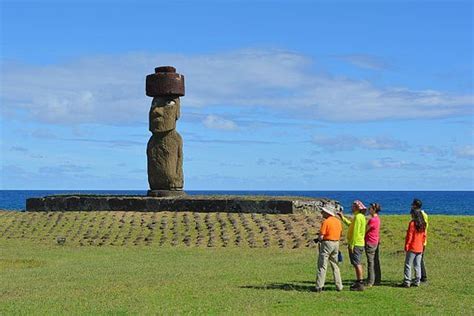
[26, 195, 338, 214]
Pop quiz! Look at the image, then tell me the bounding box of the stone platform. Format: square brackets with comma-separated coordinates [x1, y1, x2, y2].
[26, 194, 338, 214]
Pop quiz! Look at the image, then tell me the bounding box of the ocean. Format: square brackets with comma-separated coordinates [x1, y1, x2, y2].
[1, 190, 472, 215]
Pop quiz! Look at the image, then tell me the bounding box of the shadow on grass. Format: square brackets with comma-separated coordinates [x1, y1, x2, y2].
[240, 283, 316, 292]
[291, 280, 400, 287]
[241, 279, 402, 292]
[241, 282, 348, 292]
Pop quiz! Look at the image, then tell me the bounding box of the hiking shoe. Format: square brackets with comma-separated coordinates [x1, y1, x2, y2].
[350, 282, 365, 291]
[350, 280, 364, 287]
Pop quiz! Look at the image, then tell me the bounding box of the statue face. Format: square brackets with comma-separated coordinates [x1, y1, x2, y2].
[149, 96, 180, 133]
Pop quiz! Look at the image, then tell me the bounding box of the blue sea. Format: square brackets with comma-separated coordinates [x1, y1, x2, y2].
[0, 190, 472, 215]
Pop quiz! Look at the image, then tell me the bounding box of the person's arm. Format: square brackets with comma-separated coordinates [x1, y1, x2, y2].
[365, 218, 374, 237]
[422, 211, 429, 246]
[318, 220, 328, 241]
[405, 222, 413, 252]
[338, 213, 351, 226]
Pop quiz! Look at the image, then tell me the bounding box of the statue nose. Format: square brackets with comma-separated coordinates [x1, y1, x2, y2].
[152, 106, 164, 117]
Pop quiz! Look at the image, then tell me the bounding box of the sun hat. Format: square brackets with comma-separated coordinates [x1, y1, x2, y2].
[321, 206, 337, 216]
[353, 200, 367, 210]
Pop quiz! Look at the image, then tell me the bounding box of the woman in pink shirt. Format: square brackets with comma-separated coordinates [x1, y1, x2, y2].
[365, 203, 381, 286]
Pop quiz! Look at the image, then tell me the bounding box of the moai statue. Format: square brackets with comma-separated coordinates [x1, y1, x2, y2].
[145, 66, 185, 197]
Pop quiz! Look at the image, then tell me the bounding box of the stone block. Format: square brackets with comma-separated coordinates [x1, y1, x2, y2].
[25, 195, 338, 214]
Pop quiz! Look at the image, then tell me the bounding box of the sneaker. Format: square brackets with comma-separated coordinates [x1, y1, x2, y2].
[314, 287, 323, 293]
[412, 283, 420, 287]
[336, 287, 343, 292]
[400, 282, 410, 288]
[420, 278, 428, 283]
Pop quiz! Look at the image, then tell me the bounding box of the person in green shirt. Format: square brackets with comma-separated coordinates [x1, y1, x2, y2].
[338, 200, 367, 291]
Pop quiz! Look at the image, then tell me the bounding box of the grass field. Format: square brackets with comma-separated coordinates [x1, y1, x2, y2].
[1, 211, 473, 315]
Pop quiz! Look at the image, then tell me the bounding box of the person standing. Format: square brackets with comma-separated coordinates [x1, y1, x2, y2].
[338, 200, 367, 291]
[315, 206, 343, 292]
[365, 203, 382, 287]
[402, 208, 426, 287]
[412, 198, 429, 282]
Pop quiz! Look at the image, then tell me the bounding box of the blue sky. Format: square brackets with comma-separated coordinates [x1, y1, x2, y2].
[1, 0, 473, 190]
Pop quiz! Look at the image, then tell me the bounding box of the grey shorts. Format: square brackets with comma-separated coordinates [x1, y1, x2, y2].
[349, 246, 364, 265]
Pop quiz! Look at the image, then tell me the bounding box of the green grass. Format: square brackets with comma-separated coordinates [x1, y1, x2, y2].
[1, 212, 473, 315]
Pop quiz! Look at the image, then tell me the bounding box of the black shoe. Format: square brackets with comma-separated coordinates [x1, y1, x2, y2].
[420, 278, 428, 283]
[350, 282, 365, 291]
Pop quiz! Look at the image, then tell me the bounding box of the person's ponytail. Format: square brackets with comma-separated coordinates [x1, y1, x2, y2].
[410, 209, 426, 232]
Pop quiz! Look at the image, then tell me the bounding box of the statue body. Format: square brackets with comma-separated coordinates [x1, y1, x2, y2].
[147, 130, 183, 191]
[145, 66, 185, 196]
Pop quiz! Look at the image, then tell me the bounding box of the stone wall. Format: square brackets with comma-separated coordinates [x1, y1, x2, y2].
[26, 195, 339, 214]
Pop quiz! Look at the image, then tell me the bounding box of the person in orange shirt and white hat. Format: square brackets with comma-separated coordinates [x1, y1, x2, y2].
[315, 205, 344, 292]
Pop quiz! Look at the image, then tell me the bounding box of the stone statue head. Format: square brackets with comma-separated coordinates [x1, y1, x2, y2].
[149, 96, 181, 133]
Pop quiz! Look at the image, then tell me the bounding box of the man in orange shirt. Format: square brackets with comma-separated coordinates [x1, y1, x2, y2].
[315, 205, 343, 292]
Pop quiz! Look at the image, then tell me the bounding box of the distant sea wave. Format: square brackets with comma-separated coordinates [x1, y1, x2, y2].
[0, 190, 472, 215]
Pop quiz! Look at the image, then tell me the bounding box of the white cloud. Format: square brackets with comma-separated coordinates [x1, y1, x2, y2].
[312, 135, 409, 152]
[1, 49, 473, 125]
[10, 146, 28, 152]
[38, 163, 91, 174]
[202, 115, 238, 130]
[454, 145, 474, 159]
[420, 145, 448, 157]
[357, 157, 422, 170]
[334, 54, 391, 70]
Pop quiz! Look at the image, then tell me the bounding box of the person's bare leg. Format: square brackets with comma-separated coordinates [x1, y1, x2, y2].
[356, 265, 364, 281]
